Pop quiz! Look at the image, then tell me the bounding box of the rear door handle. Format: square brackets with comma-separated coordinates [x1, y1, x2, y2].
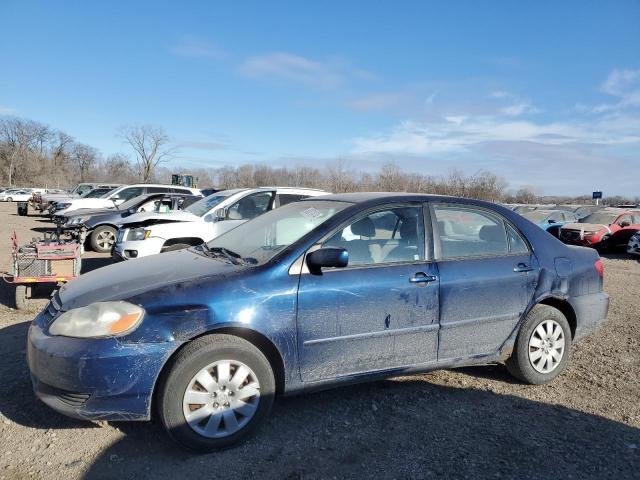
[409, 272, 438, 283]
[514, 263, 533, 273]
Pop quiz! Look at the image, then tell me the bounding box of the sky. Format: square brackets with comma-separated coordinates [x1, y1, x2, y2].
[1, 0, 639, 196]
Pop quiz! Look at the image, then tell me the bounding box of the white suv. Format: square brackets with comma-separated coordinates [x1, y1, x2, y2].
[54, 184, 201, 216]
[113, 187, 327, 260]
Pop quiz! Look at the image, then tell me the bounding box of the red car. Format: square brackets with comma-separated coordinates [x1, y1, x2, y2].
[559, 208, 640, 251]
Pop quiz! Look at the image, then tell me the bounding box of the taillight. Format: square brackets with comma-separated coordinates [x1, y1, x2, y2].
[595, 259, 604, 279]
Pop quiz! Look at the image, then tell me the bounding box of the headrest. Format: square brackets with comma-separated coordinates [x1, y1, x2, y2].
[479, 225, 504, 242]
[399, 217, 418, 240]
[351, 217, 376, 237]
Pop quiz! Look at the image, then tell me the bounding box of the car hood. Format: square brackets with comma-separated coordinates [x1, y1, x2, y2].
[561, 222, 610, 233]
[119, 210, 200, 227]
[59, 249, 242, 309]
[67, 206, 120, 218]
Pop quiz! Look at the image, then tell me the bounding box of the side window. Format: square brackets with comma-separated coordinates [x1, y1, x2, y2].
[147, 186, 170, 194]
[171, 188, 191, 194]
[117, 187, 144, 202]
[227, 192, 274, 220]
[506, 224, 529, 254]
[324, 206, 424, 266]
[277, 194, 307, 207]
[137, 199, 158, 212]
[434, 205, 509, 259]
[617, 215, 632, 226]
[548, 212, 562, 223]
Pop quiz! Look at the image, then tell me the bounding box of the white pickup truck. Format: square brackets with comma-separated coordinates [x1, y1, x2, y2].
[113, 187, 327, 260]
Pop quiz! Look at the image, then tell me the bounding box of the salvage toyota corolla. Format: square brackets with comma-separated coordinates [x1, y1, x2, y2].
[27, 193, 609, 451]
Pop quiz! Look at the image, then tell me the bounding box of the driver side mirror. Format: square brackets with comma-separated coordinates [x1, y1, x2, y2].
[306, 247, 349, 275]
[548, 219, 556, 224]
[214, 208, 227, 221]
[619, 220, 631, 227]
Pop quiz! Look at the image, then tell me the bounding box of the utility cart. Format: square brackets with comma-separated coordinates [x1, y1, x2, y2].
[4, 231, 81, 310]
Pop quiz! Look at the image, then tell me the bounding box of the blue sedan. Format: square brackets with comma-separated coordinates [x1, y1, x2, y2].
[520, 209, 579, 237]
[27, 193, 609, 451]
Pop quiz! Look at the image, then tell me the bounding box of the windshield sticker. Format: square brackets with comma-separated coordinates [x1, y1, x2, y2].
[301, 207, 323, 220]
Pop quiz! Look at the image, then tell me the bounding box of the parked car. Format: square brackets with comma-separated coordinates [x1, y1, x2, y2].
[49, 187, 118, 215]
[559, 208, 640, 251]
[519, 209, 579, 238]
[112, 187, 327, 260]
[0, 189, 33, 202]
[36, 183, 123, 212]
[627, 231, 640, 256]
[27, 193, 609, 451]
[63, 193, 202, 253]
[572, 205, 602, 220]
[54, 184, 201, 216]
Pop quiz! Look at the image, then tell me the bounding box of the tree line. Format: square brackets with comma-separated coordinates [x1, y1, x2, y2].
[1, 115, 637, 205]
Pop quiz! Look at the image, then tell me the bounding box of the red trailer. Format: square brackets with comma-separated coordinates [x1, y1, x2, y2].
[3, 231, 81, 309]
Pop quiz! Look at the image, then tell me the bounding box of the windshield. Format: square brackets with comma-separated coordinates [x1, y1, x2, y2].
[206, 200, 350, 265]
[521, 211, 551, 222]
[581, 212, 620, 225]
[186, 193, 232, 217]
[82, 188, 113, 198]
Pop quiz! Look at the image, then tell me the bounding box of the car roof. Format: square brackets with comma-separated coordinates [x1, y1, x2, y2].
[301, 192, 492, 206]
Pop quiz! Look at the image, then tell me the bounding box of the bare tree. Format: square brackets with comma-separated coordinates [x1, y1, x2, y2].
[120, 125, 175, 182]
[71, 143, 99, 182]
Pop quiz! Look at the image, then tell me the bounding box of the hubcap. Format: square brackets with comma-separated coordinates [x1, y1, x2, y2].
[97, 231, 115, 249]
[528, 319, 565, 374]
[182, 360, 260, 439]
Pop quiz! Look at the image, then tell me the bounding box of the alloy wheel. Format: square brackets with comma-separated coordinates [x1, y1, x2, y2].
[96, 230, 115, 250]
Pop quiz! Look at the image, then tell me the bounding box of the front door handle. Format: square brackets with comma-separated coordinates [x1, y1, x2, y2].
[514, 263, 533, 273]
[409, 272, 438, 283]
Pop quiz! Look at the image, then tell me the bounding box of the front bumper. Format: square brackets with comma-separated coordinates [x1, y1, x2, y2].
[27, 315, 178, 421]
[569, 292, 610, 341]
[113, 237, 164, 261]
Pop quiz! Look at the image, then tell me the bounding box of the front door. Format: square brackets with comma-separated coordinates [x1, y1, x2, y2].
[296, 205, 440, 382]
[432, 204, 538, 360]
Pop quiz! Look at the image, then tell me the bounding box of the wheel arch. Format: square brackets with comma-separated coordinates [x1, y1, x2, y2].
[162, 237, 205, 248]
[538, 297, 577, 339]
[151, 326, 286, 418]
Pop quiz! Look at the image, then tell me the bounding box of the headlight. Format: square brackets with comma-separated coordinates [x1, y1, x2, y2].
[128, 227, 151, 241]
[49, 301, 145, 338]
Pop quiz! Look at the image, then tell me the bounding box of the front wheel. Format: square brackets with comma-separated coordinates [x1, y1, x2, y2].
[506, 305, 572, 384]
[158, 334, 275, 451]
[90, 226, 117, 253]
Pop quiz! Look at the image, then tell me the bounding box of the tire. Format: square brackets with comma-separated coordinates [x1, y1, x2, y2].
[90, 226, 117, 253]
[161, 242, 192, 253]
[157, 334, 275, 452]
[6, 197, 12, 202]
[506, 304, 572, 385]
[15, 285, 29, 310]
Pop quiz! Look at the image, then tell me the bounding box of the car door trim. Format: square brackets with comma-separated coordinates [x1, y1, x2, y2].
[303, 323, 440, 346]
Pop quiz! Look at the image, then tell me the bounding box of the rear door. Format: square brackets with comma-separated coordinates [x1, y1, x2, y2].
[431, 203, 538, 360]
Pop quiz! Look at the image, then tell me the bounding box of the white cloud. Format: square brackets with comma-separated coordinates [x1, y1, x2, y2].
[0, 105, 15, 115]
[169, 37, 227, 59]
[239, 52, 371, 89]
[584, 68, 640, 113]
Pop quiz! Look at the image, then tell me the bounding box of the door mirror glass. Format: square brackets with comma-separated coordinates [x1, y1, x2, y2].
[306, 247, 349, 274]
[214, 208, 226, 221]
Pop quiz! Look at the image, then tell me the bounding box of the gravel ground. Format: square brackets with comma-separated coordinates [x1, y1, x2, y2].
[0, 202, 638, 479]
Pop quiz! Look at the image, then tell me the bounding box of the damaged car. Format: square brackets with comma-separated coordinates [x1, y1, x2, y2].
[112, 187, 327, 260]
[559, 208, 640, 251]
[28, 193, 609, 451]
[62, 193, 202, 253]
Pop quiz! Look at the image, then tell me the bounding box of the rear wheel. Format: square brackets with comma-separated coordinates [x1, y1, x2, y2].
[506, 305, 572, 384]
[158, 334, 275, 452]
[90, 226, 117, 253]
[14, 285, 29, 310]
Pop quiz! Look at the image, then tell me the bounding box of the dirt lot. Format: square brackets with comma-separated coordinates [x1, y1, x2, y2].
[0, 201, 638, 479]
